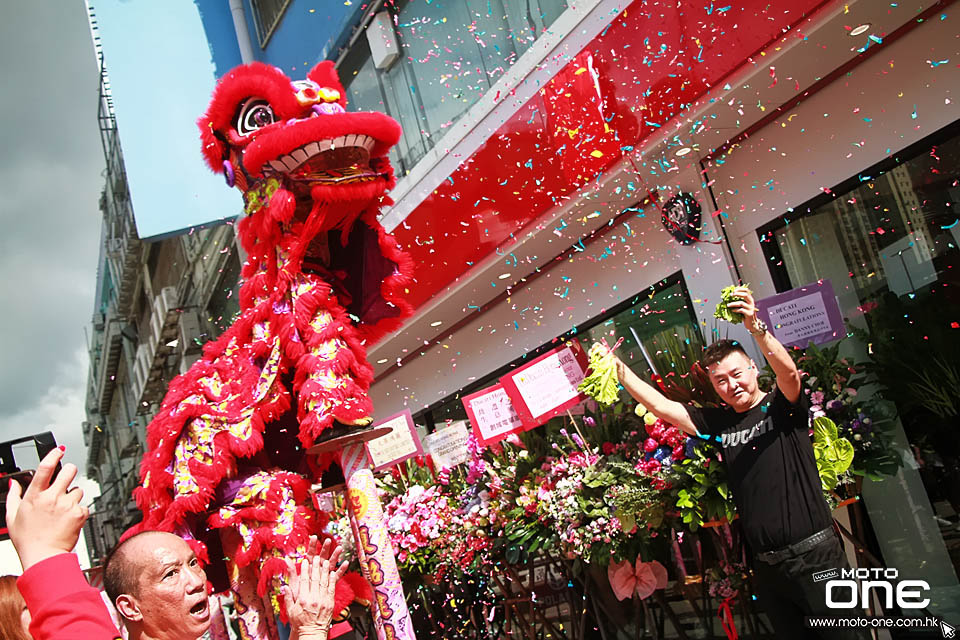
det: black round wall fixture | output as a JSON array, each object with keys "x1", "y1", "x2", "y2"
[{"x1": 660, "y1": 192, "x2": 702, "y2": 245}]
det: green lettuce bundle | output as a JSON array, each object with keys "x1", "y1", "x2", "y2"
[
  {"x1": 714, "y1": 284, "x2": 751, "y2": 324},
  {"x1": 578, "y1": 340, "x2": 621, "y2": 406}
]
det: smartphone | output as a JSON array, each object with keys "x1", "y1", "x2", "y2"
[{"x1": 0, "y1": 432, "x2": 60, "y2": 540}]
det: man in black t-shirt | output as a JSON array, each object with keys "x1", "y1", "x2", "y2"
[{"x1": 615, "y1": 287, "x2": 865, "y2": 639}]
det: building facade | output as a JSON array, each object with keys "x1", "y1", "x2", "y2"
[
  {"x1": 192, "y1": 0, "x2": 959, "y2": 624},
  {"x1": 81, "y1": 47, "x2": 243, "y2": 563}
]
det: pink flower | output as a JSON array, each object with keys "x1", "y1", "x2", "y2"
[
  {"x1": 505, "y1": 433, "x2": 525, "y2": 448},
  {"x1": 644, "y1": 438, "x2": 658, "y2": 453}
]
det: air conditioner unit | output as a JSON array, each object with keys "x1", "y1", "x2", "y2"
[
  {"x1": 367, "y1": 11, "x2": 399, "y2": 70},
  {"x1": 179, "y1": 310, "x2": 202, "y2": 354},
  {"x1": 132, "y1": 341, "x2": 154, "y2": 401},
  {"x1": 158, "y1": 286, "x2": 177, "y2": 315},
  {"x1": 149, "y1": 309, "x2": 162, "y2": 347},
  {"x1": 149, "y1": 286, "x2": 179, "y2": 345},
  {"x1": 179, "y1": 353, "x2": 201, "y2": 376}
]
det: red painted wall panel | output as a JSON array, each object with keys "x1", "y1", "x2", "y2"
[{"x1": 392, "y1": 0, "x2": 827, "y2": 311}]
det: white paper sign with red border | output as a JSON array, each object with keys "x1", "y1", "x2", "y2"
[
  {"x1": 365, "y1": 409, "x2": 423, "y2": 471},
  {"x1": 462, "y1": 383, "x2": 526, "y2": 446},
  {"x1": 499, "y1": 339, "x2": 590, "y2": 429}
]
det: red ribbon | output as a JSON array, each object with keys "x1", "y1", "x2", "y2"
[{"x1": 717, "y1": 596, "x2": 738, "y2": 640}]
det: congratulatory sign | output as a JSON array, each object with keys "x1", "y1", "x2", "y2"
[{"x1": 756, "y1": 280, "x2": 845, "y2": 348}]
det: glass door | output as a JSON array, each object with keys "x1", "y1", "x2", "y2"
[{"x1": 759, "y1": 121, "x2": 960, "y2": 621}]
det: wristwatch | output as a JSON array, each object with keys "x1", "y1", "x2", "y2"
[{"x1": 749, "y1": 318, "x2": 768, "y2": 337}]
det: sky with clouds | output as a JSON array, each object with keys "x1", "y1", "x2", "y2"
[{"x1": 0, "y1": 2, "x2": 104, "y2": 568}]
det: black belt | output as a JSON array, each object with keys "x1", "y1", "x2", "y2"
[{"x1": 756, "y1": 527, "x2": 835, "y2": 565}]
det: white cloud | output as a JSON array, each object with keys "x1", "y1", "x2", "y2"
[
  {"x1": 0, "y1": 531, "x2": 94, "y2": 575},
  {"x1": 0, "y1": 347, "x2": 98, "y2": 478},
  {"x1": 0, "y1": 1, "x2": 103, "y2": 485}
]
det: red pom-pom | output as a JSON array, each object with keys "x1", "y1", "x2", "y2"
[
  {"x1": 269, "y1": 188, "x2": 296, "y2": 224},
  {"x1": 339, "y1": 571, "x2": 373, "y2": 606}
]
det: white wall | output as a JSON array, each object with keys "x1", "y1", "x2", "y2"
[
  {"x1": 709, "y1": 13, "x2": 960, "y2": 301},
  {"x1": 370, "y1": 158, "x2": 753, "y2": 415}
]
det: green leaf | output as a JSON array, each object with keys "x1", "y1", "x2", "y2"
[
  {"x1": 578, "y1": 343, "x2": 621, "y2": 406},
  {"x1": 812, "y1": 416, "x2": 856, "y2": 489},
  {"x1": 714, "y1": 284, "x2": 750, "y2": 324},
  {"x1": 813, "y1": 416, "x2": 839, "y2": 443}
]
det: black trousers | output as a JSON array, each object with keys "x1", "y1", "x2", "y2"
[{"x1": 752, "y1": 533, "x2": 871, "y2": 640}]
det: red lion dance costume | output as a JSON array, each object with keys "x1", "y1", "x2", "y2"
[{"x1": 131, "y1": 61, "x2": 414, "y2": 636}]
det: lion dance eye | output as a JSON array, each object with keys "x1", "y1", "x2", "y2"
[{"x1": 236, "y1": 98, "x2": 276, "y2": 136}]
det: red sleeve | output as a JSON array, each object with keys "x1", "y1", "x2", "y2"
[{"x1": 17, "y1": 554, "x2": 123, "y2": 640}]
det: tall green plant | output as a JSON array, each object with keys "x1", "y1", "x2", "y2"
[
  {"x1": 812, "y1": 417, "x2": 855, "y2": 492},
  {"x1": 905, "y1": 356, "x2": 960, "y2": 419}
]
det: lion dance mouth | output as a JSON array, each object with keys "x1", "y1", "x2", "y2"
[
  {"x1": 131, "y1": 61, "x2": 413, "y2": 635},
  {"x1": 264, "y1": 135, "x2": 379, "y2": 184}
]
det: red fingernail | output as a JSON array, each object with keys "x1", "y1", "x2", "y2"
[
  {"x1": 8, "y1": 479, "x2": 13, "y2": 490},
  {"x1": 58, "y1": 445, "x2": 65, "y2": 452}
]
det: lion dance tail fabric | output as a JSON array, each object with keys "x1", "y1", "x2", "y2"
[{"x1": 130, "y1": 61, "x2": 412, "y2": 635}]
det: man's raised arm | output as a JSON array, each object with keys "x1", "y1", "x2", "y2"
[
  {"x1": 615, "y1": 357, "x2": 699, "y2": 436},
  {"x1": 726, "y1": 286, "x2": 802, "y2": 403}
]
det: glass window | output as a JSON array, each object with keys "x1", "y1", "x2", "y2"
[
  {"x1": 580, "y1": 277, "x2": 704, "y2": 392},
  {"x1": 340, "y1": 42, "x2": 407, "y2": 174},
  {"x1": 501, "y1": 0, "x2": 568, "y2": 57},
  {"x1": 395, "y1": 0, "x2": 493, "y2": 139},
  {"x1": 422, "y1": 272, "x2": 703, "y2": 426},
  {"x1": 338, "y1": 0, "x2": 568, "y2": 172},
  {"x1": 759, "y1": 121, "x2": 960, "y2": 618},
  {"x1": 380, "y1": 50, "x2": 432, "y2": 172},
  {"x1": 99, "y1": 262, "x2": 116, "y2": 316},
  {"x1": 251, "y1": 0, "x2": 291, "y2": 46}
]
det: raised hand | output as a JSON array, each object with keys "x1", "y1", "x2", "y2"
[
  {"x1": 284, "y1": 536, "x2": 348, "y2": 640},
  {"x1": 725, "y1": 286, "x2": 759, "y2": 331},
  {"x1": 6, "y1": 446, "x2": 87, "y2": 571}
]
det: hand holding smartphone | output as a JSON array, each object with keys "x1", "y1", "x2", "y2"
[
  {"x1": 4, "y1": 439, "x2": 87, "y2": 571},
  {"x1": 0, "y1": 432, "x2": 62, "y2": 540}
]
